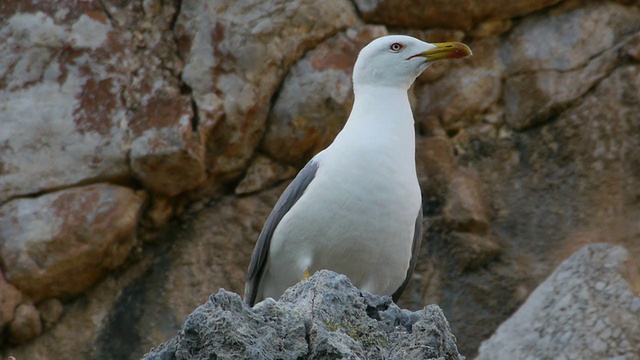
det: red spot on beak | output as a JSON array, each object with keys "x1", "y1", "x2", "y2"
[{"x1": 452, "y1": 49, "x2": 464, "y2": 58}]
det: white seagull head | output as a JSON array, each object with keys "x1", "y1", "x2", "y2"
[{"x1": 352, "y1": 35, "x2": 472, "y2": 91}]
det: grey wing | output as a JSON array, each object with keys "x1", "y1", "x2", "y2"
[
  {"x1": 244, "y1": 160, "x2": 319, "y2": 306},
  {"x1": 391, "y1": 206, "x2": 423, "y2": 303}
]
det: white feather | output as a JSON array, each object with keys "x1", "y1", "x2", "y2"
[{"x1": 256, "y1": 35, "x2": 439, "y2": 300}]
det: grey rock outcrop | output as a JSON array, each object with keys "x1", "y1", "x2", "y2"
[
  {"x1": 143, "y1": 270, "x2": 463, "y2": 360},
  {"x1": 476, "y1": 243, "x2": 640, "y2": 360}
]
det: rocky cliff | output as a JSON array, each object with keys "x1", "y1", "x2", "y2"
[{"x1": 1, "y1": 0, "x2": 640, "y2": 359}]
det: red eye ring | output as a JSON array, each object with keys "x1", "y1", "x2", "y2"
[{"x1": 389, "y1": 42, "x2": 404, "y2": 52}]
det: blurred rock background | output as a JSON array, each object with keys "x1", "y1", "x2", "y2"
[{"x1": 1, "y1": 0, "x2": 639, "y2": 358}]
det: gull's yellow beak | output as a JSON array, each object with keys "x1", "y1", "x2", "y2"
[{"x1": 410, "y1": 42, "x2": 473, "y2": 61}]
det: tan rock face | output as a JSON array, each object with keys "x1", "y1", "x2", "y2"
[
  {"x1": 352, "y1": 0, "x2": 560, "y2": 31},
  {"x1": 503, "y1": 2, "x2": 639, "y2": 73},
  {"x1": 36, "y1": 298, "x2": 64, "y2": 332},
  {"x1": 415, "y1": 37, "x2": 505, "y2": 132},
  {"x1": 0, "y1": 184, "x2": 145, "y2": 301},
  {"x1": 175, "y1": 0, "x2": 357, "y2": 189},
  {"x1": 235, "y1": 156, "x2": 298, "y2": 195},
  {"x1": 0, "y1": 10, "x2": 132, "y2": 204},
  {"x1": 502, "y1": 2, "x2": 640, "y2": 130},
  {"x1": 261, "y1": 25, "x2": 388, "y2": 165},
  {"x1": 2, "y1": 0, "x2": 640, "y2": 358},
  {"x1": 0, "y1": 271, "x2": 22, "y2": 330},
  {"x1": 416, "y1": 135, "x2": 457, "y2": 200},
  {"x1": 130, "y1": 93, "x2": 206, "y2": 197},
  {"x1": 443, "y1": 170, "x2": 489, "y2": 234},
  {"x1": 8, "y1": 304, "x2": 41, "y2": 345},
  {"x1": 446, "y1": 232, "x2": 502, "y2": 270}
]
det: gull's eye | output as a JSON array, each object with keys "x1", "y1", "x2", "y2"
[{"x1": 389, "y1": 42, "x2": 404, "y2": 53}]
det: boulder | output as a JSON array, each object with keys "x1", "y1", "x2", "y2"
[
  {"x1": 0, "y1": 10, "x2": 132, "y2": 203},
  {"x1": 476, "y1": 244, "x2": 640, "y2": 359},
  {"x1": 352, "y1": 0, "x2": 560, "y2": 31},
  {"x1": 143, "y1": 270, "x2": 463, "y2": 360},
  {"x1": 0, "y1": 184, "x2": 146, "y2": 301},
  {"x1": 175, "y1": 0, "x2": 357, "y2": 189},
  {"x1": 8, "y1": 304, "x2": 41, "y2": 345},
  {"x1": 261, "y1": 25, "x2": 387, "y2": 165}
]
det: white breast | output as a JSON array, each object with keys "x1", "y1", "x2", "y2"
[{"x1": 260, "y1": 85, "x2": 422, "y2": 300}]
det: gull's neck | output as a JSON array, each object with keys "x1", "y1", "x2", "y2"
[
  {"x1": 322, "y1": 84, "x2": 417, "y2": 168},
  {"x1": 347, "y1": 85, "x2": 414, "y2": 145}
]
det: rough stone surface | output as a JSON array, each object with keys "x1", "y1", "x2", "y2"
[
  {"x1": 0, "y1": 184, "x2": 146, "y2": 301},
  {"x1": 2, "y1": 0, "x2": 640, "y2": 358},
  {"x1": 437, "y1": 31, "x2": 640, "y2": 355},
  {"x1": 352, "y1": 0, "x2": 560, "y2": 31},
  {"x1": 0, "y1": 272, "x2": 22, "y2": 330},
  {"x1": 235, "y1": 155, "x2": 298, "y2": 195},
  {"x1": 502, "y1": 2, "x2": 640, "y2": 130},
  {"x1": 142, "y1": 271, "x2": 463, "y2": 360},
  {"x1": 0, "y1": 10, "x2": 131, "y2": 204},
  {"x1": 416, "y1": 135, "x2": 457, "y2": 202},
  {"x1": 415, "y1": 37, "x2": 504, "y2": 132},
  {"x1": 477, "y1": 244, "x2": 640, "y2": 360},
  {"x1": 0, "y1": 251, "x2": 164, "y2": 359},
  {"x1": 36, "y1": 299, "x2": 64, "y2": 332},
  {"x1": 261, "y1": 25, "x2": 387, "y2": 165},
  {"x1": 625, "y1": 31, "x2": 640, "y2": 60},
  {"x1": 442, "y1": 170, "x2": 489, "y2": 234},
  {"x1": 175, "y1": 0, "x2": 356, "y2": 189},
  {"x1": 503, "y1": 2, "x2": 640, "y2": 73},
  {"x1": 129, "y1": 93, "x2": 206, "y2": 197},
  {"x1": 446, "y1": 232, "x2": 502, "y2": 271},
  {"x1": 8, "y1": 304, "x2": 41, "y2": 345}
]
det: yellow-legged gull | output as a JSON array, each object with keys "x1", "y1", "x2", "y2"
[{"x1": 245, "y1": 35, "x2": 472, "y2": 306}]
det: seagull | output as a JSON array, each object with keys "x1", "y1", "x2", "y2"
[{"x1": 244, "y1": 35, "x2": 472, "y2": 306}]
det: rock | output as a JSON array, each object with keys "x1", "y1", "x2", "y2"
[
  {"x1": 408, "y1": 29, "x2": 466, "y2": 85},
  {"x1": 129, "y1": 93, "x2": 206, "y2": 197},
  {"x1": 37, "y1": 298, "x2": 64, "y2": 331},
  {"x1": 175, "y1": 0, "x2": 357, "y2": 189},
  {"x1": 476, "y1": 244, "x2": 640, "y2": 360},
  {"x1": 501, "y1": 2, "x2": 640, "y2": 129},
  {"x1": 8, "y1": 304, "x2": 41, "y2": 345},
  {"x1": 352, "y1": 0, "x2": 560, "y2": 31},
  {"x1": 142, "y1": 270, "x2": 463, "y2": 360},
  {"x1": 2, "y1": 0, "x2": 640, "y2": 358},
  {"x1": 551, "y1": 64, "x2": 640, "y2": 182},
  {"x1": 416, "y1": 135, "x2": 457, "y2": 214},
  {"x1": 415, "y1": 37, "x2": 504, "y2": 132},
  {"x1": 469, "y1": 18, "x2": 512, "y2": 38},
  {"x1": 261, "y1": 25, "x2": 387, "y2": 165},
  {"x1": 0, "y1": 11, "x2": 132, "y2": 204},
  {"x1": 152, "y1": 185, "x2": 285, "y2": 320},
  {"x1": 0, "y1": 271, "x2": 23, "y2": 330},
  {"x1": 235, "y1": 155, "x2": 298, "y2": 195},
  {"x1": 503, "y1": 39, "x2": 630, "y2": 131},
  {"x1": 139, "y1": 195, "x2": 174, "y2": 231},
  {"x1": 0, "y1": 250, "x2": 173, "y2": 359},
  {"x1": 503, "y1": 2, "x2": 640, "y2": 74},
  {"x1": 443, "y1": 59, "x2": 640, "y2": 357},
  {"x1": 447, "y1": 232, "x2": 502, "y2": 270},
  {"x1": 623, "y1": 31, "x2": 640, "y2": 60},
  {"x1": 443, "y1": 170, "x2": 489, "y2": 234},
  {"x1": 0, "y1": 184, "x2": 146, "y2": 301}
]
